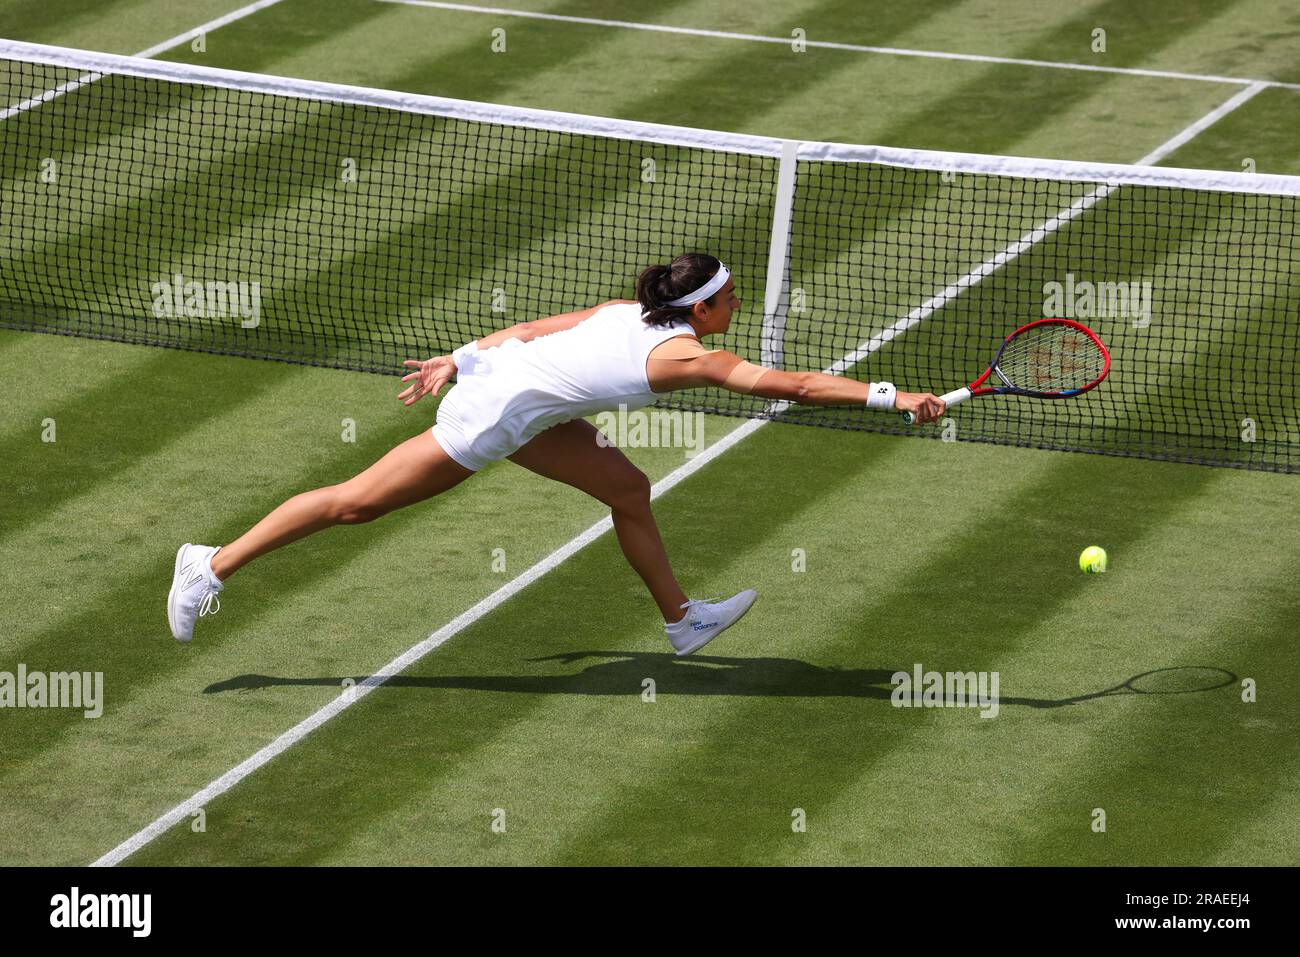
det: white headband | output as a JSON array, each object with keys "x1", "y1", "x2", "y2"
[{"x1": 664, "y1": 262, "x2": 730, "y2": 308}]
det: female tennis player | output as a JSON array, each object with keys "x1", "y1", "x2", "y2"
[{"x1": 168, "y1": 254, "x2": 945, "y2": 655}]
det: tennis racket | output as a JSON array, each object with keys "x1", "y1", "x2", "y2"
[{"x1": 902, "y1": 318, "x2": 1111, "y2": 424}]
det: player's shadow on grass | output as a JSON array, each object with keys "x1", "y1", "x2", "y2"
[{"x1": 204, "y1": 656, "x2": 1237, "y2": 707}]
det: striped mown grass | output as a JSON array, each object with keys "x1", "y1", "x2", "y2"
[{"x1": 0, "y1": 0, "x2": 1297, "y2": 865}]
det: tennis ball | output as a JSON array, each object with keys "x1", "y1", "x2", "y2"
[{"x1": 1079, "y1": 545, "x2": 1108, "y2": 574}]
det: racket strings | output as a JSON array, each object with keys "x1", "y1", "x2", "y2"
[{"x1": 995, "y1": 324, "x2": 1106, "y2": 394}]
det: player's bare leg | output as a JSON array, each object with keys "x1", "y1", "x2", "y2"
[
  {"x1": 212, "y1": 431, "x2": 474, "y2": 580},
  {"x1": 508, "y1": 420, "x2": 756, "y2": 654},
  {"x1": 507, "y1": 419, "x2": 688, "y2": 621},
  {"x1": 168, "y1": 431, "x2": 472, "y2": 642}
]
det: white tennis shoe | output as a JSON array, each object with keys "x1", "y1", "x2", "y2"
[
  {"x1": 665, "y1": 589, "x2": 758, "y2": 657},
  {"x1": 167, "y1": 543, "x2": 224, "y2": 643}
]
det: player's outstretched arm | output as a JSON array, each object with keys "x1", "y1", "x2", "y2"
[
  {"x1": 477, "y1": 299, "x2": 636, "y2": 349},
  {"x1": 399, "y1": 299, "x2": 636, "y2": 405},
  {"x1": 752, "y1": 368, "x2": 945, "y2": 422},
  {"x1": 655, "y1": 350, "x2": 945, "y2": 423}
]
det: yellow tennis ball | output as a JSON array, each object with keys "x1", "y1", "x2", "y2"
[{"x1": 1079, "y1": 545, "x2": 1108, "y2": 574}]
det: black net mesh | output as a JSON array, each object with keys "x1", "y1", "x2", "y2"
[
  {"x1": 2, "y1": 56, "x2": 1297, "y2": 471},
  {"x1": 747, "y1": 162, "x2": 1299, "y2": 471}
]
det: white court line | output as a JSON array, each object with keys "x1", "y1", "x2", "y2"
[
  {"x1": 832, "y1": 80, "x2": 1269, "y2": 371},
  {"x1": 0, "y1": 0, "x2": 288, "y2": 122},
  {"x1": 1132, "y1": 81, "x2": 1269, "y2": 166},
  {"x1": 374, "y1": 0, "x2": 1300, "y2": 92},
  {"x1": 131, "y1": 0, "x2": 291, "y2": 59},
  {"x1": 90, "y1": 46, "x2": 1269, "y2": 872}
]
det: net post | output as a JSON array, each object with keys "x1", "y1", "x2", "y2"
[{"x1": 760, "y1": 139, "x2": 800, "y2": 373}]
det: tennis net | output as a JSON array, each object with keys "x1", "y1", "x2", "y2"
[{"x1": 2, "y1": 40, "x2": 1298, "y2": 472}]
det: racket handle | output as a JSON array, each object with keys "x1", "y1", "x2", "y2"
[{"x1": 901, "y1": 387, "x2": 971, "y2": 424}]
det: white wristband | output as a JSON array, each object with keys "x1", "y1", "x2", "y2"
[
  {"x1": 866, "y1": 381, "x2": 897, "y2": 410},
  {"x1": 452, "y1": 341, "x2": 480, "y2": 375}
]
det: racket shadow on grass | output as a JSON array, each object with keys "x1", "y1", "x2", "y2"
[
  {"x1": 204, "y1": 660, "x2": 1237, "y2": 707},
  {"x1": 996, "y1": 666, "x2": 1239, "y2": 708}
]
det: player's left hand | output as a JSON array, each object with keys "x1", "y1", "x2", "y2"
[
  {"x1": 896, "y1": 391, "x2": 946, "y2": 424},
  {"x1": 398, "y1": 355, "x2": 456, "y2": 405}
]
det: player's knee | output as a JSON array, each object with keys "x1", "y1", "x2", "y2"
[
  {"x1": 607, "y1": 468, "x2": 652, "y2": 514},
  {"x1": 330, "y1": 487, "x2": 387, "y2": 524}
]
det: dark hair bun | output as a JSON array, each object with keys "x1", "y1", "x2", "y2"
[{"x1": 635, "y1": 253, "x2": 723, "y2": 326}]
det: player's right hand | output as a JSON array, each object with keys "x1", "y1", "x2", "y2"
[{"x1": 896, "y1": 391, "x2": 945, "y2": 424}]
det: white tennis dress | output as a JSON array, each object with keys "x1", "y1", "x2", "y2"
[{"x1": 431, "y1": 303, "x2": 696, "y2": 471}]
